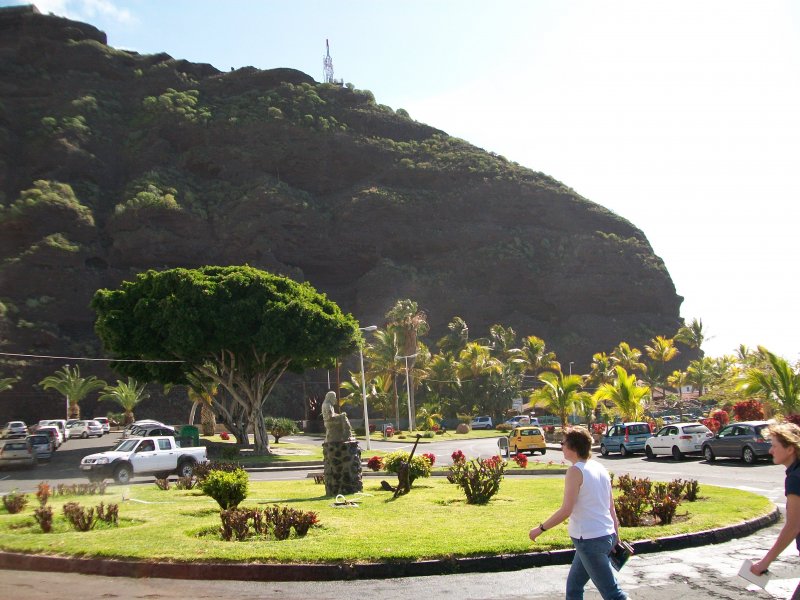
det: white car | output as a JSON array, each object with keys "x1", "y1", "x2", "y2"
[
  {"x1": 68, "y1": 420, "x2": 103, "y2": 439},
  {"x1": 93, "y1": 417, "x2": 111, "y2": 434},
  {"x1": 122, "y1": 419, "x2": 165, "y2": 438},
  {"x1": 1, "y1": 421, "x2": 28, "y2": 439},
  {"x1": 470, "y1": 416, "x2": 494, "y2": 430},
  {"x1": 645, "y1": 422, "x2": 713, "y2": 460}
]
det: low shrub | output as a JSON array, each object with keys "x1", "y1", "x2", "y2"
[
  {"x1": 33, "y1": 505, "x2": 53, "y2": 532},
  {"x1": 263, "y1": 416, "x2": 299, "y2": 443},
  {"x1": 193, "y1": 461, "x2": 240, "y2": 484},
  {"x1": 513, "y1": 452, "x2": 528, "y2": 468},
  {"x1": 734, "y1": 399, "x2": 765, "y2": 421},
  {"x1": 96, "y1": 502, "x2": 119, "y2": 525},
  {"x1": 200, "y1": 467, "x2": 249, "y2": 509},
  {"x1": 422, "y1": 452, "x2": 436, "y2": 467},
  {"x1": 36, "y1": 482, "x2": 51, "y2": 506},
  {"x1": 220, "y1": 508, "x2": 250, "y2": 541},
  {"x1": 651, "y1": 484, "x2": 680, "y2": 525},
  {"x1": 421, "y1": 431, "x2": 435, "y2": 438},
  {"x1": 366, "y1": 455, "x2": 384, "y2": 471},
  {"x1": 448, "y1": 455, "x2": 506, "y2": 505},
  {"x1": 155, "y1": 478, "x2": 170, "y2": 490},
  {"x1": 496, "y1": 423, "x2": 512, "y2": 432},
  {"x1": 63, "y1": 501, "x2": 97, "y2": 531},
  {"x1": 293, "y1": 510, "x2": 319, "y2": 537},
  {"x1": 174, "y1": 476, "x2": 196, "y2": 490},
  {"x1": 221, "y1": 446, "x2": 240, "y2": 460},
  {"x1": 220, "y1": 431, "x2": 230, "y2": 440},
  {"x1": 684, "y1": 479, "x2": 701, "y2": 502},
  {"x1": 383, "y1": 450, "x2": 433, "y2": 484},
  {"x1": 218, "y1": 505, "x2": 320, "y2": 541},
  {"x1": 53, "y1": 482, "x2": 107, "y2": 496},
  {"x1": 2, "y1": 490, "x2": 28, "y2": 514},
  {"x1": 451, "y1": 449, "x2": 466, "y2": 466}
]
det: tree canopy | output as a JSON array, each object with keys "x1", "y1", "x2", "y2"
[{"x1": 92, "y1": 265, "x2": 360, "y2": 453}]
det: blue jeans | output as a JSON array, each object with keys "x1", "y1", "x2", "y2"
[{"x1": 566, "y1": 534, "x2": 628, "y2": 600}]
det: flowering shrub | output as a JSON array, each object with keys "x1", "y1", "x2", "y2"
[
  {"x1": 422, "y1": 452, "x2": 436, "y2": 467},
  {"x1": 544, "y1": 425, "x2": 555, "y2": 434},
  {"x1": 733, "y1": 399, "x2": 765, "y2": 421},
  {"x1": 366, "y1": 455, "x2": 384, "y2": 471},
  {"x1": 513, "y1": 452, "x2": 528, "y2": 468},
  {"x1": 702, "y1": 418, "x2": 721, "y2": 433},
  {"x1": 786, "y1": 414, "x2": 800, "y2": 427},
  {"x1": 648, "y1": 421, "x2": 657, "y2": 433},
  {"x1": 709, "y1": 409, "x2": 730, "y2": 427},
  {"x1": 451, "y1": 449, "x2": 466, "y2": 465},
  {"x1": 447, "y1": 456, "x2": 506, "y2": 504},
  {"x1": 220, "y1": 431, "x2": 230, "y2": 440},
  {"x1": 591, "y1": 423, "x2": 607, "y2": 434}
]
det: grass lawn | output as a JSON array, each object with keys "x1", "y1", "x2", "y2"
[
  {"x1": 0, "y1": 478, "x2": 772, "y2": 564},
  {"x1": 369, "y1": 429, "x2": 508, "y2": 443}
]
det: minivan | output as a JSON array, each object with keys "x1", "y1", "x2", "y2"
[
  {"x1": 470, "y1": 416, "x2": 494, "y2": 430},
  {"x1": 600, "y1": 422, "x2": 653, "y2": 457}
]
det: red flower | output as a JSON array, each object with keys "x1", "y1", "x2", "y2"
[
  {"x1": 513, "y1": 452, "x2": 528, "y2": 468},
  {"x1": 366, "y1": 455, "x2": 384, "y2": 471},
  {"x1": 451, "y1": 450, "x2": 466, "y2": 465},
  {"x1": 422, "y1": 452, "x2": 436, "y2": 467}
]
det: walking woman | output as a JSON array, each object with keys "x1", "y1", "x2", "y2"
[
  {"x1": 529, "y1": 427, "x2": 628, "y2": 600},
  {"x1": 751, "y1": 422, "x2": 800, "y2": 598}
]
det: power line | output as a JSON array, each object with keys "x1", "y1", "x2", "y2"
[{"x1": 0, "y1": 352, "x2": 184, "y2": 363}]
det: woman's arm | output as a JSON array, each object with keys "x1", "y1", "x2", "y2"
[
  {"x1": 751, "y1": 494, "x2": 800, "y2": 574},
  {"x1": 609, "y1": 488, "x2": 620, "y2": 536},
  {"x1": 529, "y1": 465, "x2": 582, "y2": 541}
]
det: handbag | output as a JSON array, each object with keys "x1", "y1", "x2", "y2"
[{"x1": 609, "y1": 539, "x2": 634, "y2": 571}]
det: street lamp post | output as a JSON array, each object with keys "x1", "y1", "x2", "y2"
[
  {"x1": 396, "y1": 353, "x2": 418, "y2": 432},
  {"x1": 569, "y1": 362, "x2": 575, "y2": 425},
  {"x1": 359, "y1": 326, "x2": 378, "y2": 450}
]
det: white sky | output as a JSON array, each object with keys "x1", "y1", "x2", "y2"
[{"x1": 9, "y1": 0, "x2": 800, "y2": 360}]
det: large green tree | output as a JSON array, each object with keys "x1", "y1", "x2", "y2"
[
  {"x1": 738, "y1": 346, "x2": 800, "y2": 416},
  {"x1": 39, "y1": 365, "x2": 106, "y2": 419},
  {"x1": 99, "y1": 378, "x2": 150, "y2": 425},
  {"x1": 528, "y1": 370, "x2": 589, "y2": 428},
  {"x1": 592, "y1": 366, "x2": 650, "y2": 421},
  {"x1": 92, "y1": 265, "x2": 359, "y2": 454}
]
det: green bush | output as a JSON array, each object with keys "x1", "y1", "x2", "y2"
[
  {"x1": 200, "y1": 468, "x2": 249, "y2": 509},
  {"x1": 263, "y1": 416, "x2": 299, "y2": 443},
  {"x1": 383, "y1": 450, "x2": 433, "y2": 483}
]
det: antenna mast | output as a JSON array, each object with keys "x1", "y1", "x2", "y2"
[{"x1": 323, "y1": 39, "x2": 334, "y2": 83}]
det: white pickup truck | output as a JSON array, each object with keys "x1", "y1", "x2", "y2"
[{"x1": 80, "y1": 436, "x2": 207, "y2": 484}]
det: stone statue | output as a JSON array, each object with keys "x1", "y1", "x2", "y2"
[{"x1": 321, "y1": 391, "x2": 354, "y2": 443}]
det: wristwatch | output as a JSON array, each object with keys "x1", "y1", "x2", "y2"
[{"x1": 539, "y1": 523, "x2": 547, "y2": 531}]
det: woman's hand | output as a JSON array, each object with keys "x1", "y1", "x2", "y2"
[
  {"x1": 529, "y1": 526, "x2": 542, "y2": 542},
  {"x1": 750, "y1": 559, "x2": 770, "y2": 576}
]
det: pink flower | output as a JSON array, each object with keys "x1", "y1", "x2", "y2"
[{"x1": 451, "y1": 450, "x2": 466, "y2": 465}]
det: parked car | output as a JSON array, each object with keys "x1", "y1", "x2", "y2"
[
  {"x1": 504, "y1": 415, "x2": 540, "y2": 428},
  {"x1": 661, "y1": 415, "x2": 679, "y2": 424},
  {"x1": 128, "y1": 423, "x2": 177, "y2": 438},
  {"x1": 0, "y1": 439, "x2": 35, "y2": 469},
  {"x1": 123, "y1": 420, "x2": 165, "y2": 438},
  {"x1": 1, "y1": 421, "x2": 28, "y2": 439},
  {"x1": 93, "y1": 417, "x2": 111, "y2": 434},
  {"x1": 470, "y1": 416, "x2": 494, "y2": 430},
  {"x1": 645, "y1": 422, "x2": 713, "y2": 460},
  {"x1": 600, "y1": 422, "x2": 653, "y2": 457},
  {"x1": 80, "y1": 436, "x2": 208, "y2": 483},
  {"x1": 67, "y1": 420, "x2": 103, "y2": 439},
  {"x1": 35, "y1": 425, "x2": 62, "y2": 449},
  {"x1": 701, "y1": 421, "x2": 772, "y2": 464},
  {"x1": 508, "y1": 426, "x2": 547, "y2": 455},
  {"x1": 26, "y1": 434, "x2": 53, "y2": 461},
  {"x1": 39, "y1": 419, "x2": 68, "y2": 442}
]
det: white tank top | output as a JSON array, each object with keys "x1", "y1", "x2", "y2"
[{"x1": 568, "y1": 460, "x2": 615, "y2": 539}]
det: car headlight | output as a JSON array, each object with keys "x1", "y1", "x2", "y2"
[{"x1": 95, "y1": 457, "x2": 109, "y2": 465}]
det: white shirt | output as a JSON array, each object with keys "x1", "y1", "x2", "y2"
[{"x1": 568, "y1": 459, "x2": 615, "y2": 539}]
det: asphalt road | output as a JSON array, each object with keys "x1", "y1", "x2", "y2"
[{"x1": 1, "y1": 435, "x2": 798, "y2": 599}]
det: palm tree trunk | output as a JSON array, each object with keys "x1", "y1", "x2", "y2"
[
  {"x1": 393, "y1": 376, "x2": 400, "y2": 429},
  {"x1": 200, "y1": 402, "x2": 216, "y2": 436}
]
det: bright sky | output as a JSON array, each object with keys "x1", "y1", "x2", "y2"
[{"x1": 8, "y1": 0, "x2": 800, "y2": 361}]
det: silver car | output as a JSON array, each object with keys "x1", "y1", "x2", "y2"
[
  {"x1": 0, "y1": 440, "x2": 35, "y2": 469},
  {"x1": 26, "y1": 434, "x2": 53, "y2": 461}
]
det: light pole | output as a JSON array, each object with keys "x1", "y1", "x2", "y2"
[
  {"x1": 359, "y1": 326, "x2": 378, "y2": 450},
  {"x1": 396, "y1": 352, "x2": 418, "y2": 432},
  {"x1": 569, "y1": 362, "x2": 575, "y2": 425},
  {"x1": 569, "y1": 362, "x2": 574, "y2": 376}
]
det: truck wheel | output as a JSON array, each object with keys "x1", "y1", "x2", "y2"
[
  {"x1": 114, "y1": 464, "x2": 132, "y2": 484},
  {"x1": 177, "y1": 460, "x2": 196, "y2": 478}
]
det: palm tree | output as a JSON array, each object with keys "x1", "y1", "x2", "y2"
[
  {"x1": 488, "y1": 324, "x2": 517, "y2": 360},
  {"x1": 99, "y1": 378, "x2": 150, "y2": 424},
  {"x1": 437, "y1": 316, "x2": 469, "y2": 356},
  {"x1": 39, "y1": 365, "x2": 106, "y2": 419},
  {"x1": 592, "y1": 366, "x2": 650, "y2": 421},
  {"x1": 518, "y1": 335, "x2": 560, "y2": 376},
  {"x1": 527, "y1": 370, "x2": 589, "y2": 428},
  {"x1": 183, "y1": 371, "x2": 218, "y2": 436},
  {"x1": 644, "y1": 336, "x2": 679, "y2": 404},
  {"x1": 675, "y1": 317, "x2": 705, "y2": 353},
  {"x1": 667, "y1": 370, "x2": 688, "y2": 420},
  {"x1": 386, "y1": 299, "x2": 429, "y2": 423},
  {"x1": 0, "y1": 377, "x2": 17, "y2": 394},
  {"x1": 584, "y1": 352, "x2": 615, "y2": 391},
  {"x1": 457, "y1": 342, "x2": 503, "y2": 416},
  {"x1": 610, "y1": 342, "x2": 646, "y2": 374},
  {"x1": 364, "y1": 329, "x2": 403, "y2": 427},
  {"x1": 738, "y1": 347, "x2": 800, "y2": 416},
  {"x1": 686, "y1": 356, "x2": 714, "y2": 397},
  {"x1": 416, "y1": 402, "x2": 443, "y2": 431}
]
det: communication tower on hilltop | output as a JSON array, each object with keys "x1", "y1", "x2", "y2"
[{"x1": 323, "y1": 39, "x2": 335, "y2": 84}]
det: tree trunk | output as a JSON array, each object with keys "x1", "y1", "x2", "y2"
[
  {"x1": 69, "y1": 402, "x2": 80, "y2": 420},
  {"x1": 393, "y1": 376, "x2": 400, "y2": 428},
  {"x1": 200, "y1": 402, "x2": 216, "y2": 436},
  {"x1": 252, "y1": 414, "x2": 271, "y2": 455}
]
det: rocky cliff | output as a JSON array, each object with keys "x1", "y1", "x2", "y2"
[{"x1": 0, "y1": 6, "x2": 683, "y2": 423}]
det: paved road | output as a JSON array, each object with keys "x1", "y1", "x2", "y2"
[{"x1": 1, "y1": 435, "x2": 798, "y2": 598}]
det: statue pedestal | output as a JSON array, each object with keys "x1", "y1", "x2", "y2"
[{"x1": 323, "y1": 440, "x2": 362, "y2": 497}]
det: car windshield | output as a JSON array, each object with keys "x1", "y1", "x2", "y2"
[
  {"x1": 113, "y1": 439, "x2": 139, "y2": 452},
  {"x1": 29, "y1": 436, "x2": 48, "y2": 443},
  {"x1": 4, "y1": 442, "x2": 27, "y2": 450},
  {"x1": 627, "y1": 424, "x2": 650, "y2": 435},
  {"x1": 682, "y1": 425, "x2": 710, "y2": 434}
]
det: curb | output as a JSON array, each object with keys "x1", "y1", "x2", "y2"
[{"x1": 0, "y1": 508, "x2": 780, "y2": 581}]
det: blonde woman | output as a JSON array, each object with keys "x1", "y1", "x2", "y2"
[
  {"x1": 530, "y1": 427, "x2": 628, "y2": 600},
  {"x1": 751, "y1": 421, "x2": 800, "y2": 599}
]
